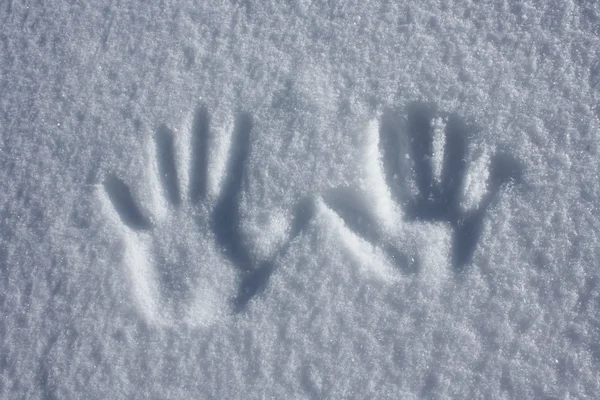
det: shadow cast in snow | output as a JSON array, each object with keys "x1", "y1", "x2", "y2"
[
  {"x1": 156, "y1": 124, "x2": 182, "y2": 207},
  {"x1": 232, "y1": 197, "x2": 316, "y2": 312},
  {"x1": 103, "y1": 174, "x2": 151, "y2": 231},
  {"x1": 188, "y1": 106, "x2": 210, "y2": 204}
]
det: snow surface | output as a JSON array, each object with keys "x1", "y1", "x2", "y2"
[{"x1": 2, "y1": 0, "x2": 600, "y2": 398}]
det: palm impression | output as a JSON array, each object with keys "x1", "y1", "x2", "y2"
[
  {"x1": 102, "y1": 108, "x2": 307, "y2": 327},
  {"x1": 324, "y1": 102, "x2": 522, "y2": 277}
]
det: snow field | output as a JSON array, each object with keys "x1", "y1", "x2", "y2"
[{"x1": 1, "y1": 0, "x2": 600, "y2": 398}]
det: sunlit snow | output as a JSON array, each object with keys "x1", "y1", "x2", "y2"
[{"x1": 2, "y1": 1, "x2": 600, "y2": 398}]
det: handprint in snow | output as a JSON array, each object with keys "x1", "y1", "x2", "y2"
[
  {"x1": 324, "y1": 102, "x2": 522, "y2": 276},
  {"x1": 103, "y1": 107, "x2": 309, "y2": 327}
]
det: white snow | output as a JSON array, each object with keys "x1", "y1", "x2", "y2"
[{"x1": 2, "y1": 0, "x2": 600, "y2": 398}]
